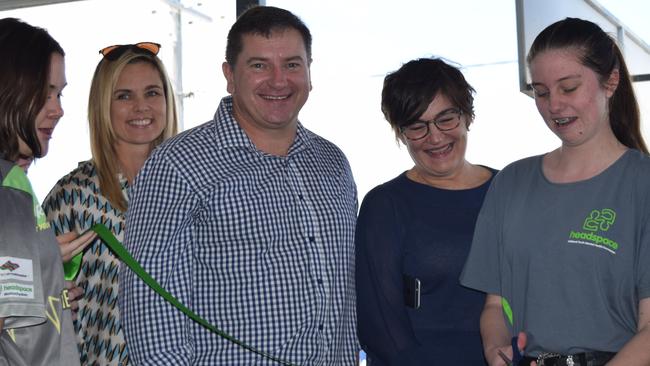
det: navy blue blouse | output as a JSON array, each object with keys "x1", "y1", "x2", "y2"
[{"x1": 356, "y1": 170, "x2": 495, "y2": 365}]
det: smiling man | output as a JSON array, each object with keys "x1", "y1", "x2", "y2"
[{"x1": 120, "y1": 6, "x2": 359, "y2": 365}]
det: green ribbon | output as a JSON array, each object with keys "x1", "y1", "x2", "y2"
[
  {"x1": 501, "y1": 296, "x2": 514, "y2": 326},
  {"x1": 64, "y1": 252, "x2": 82, "y2": 281},
  {"x1": 88, "y1": 223, "x2": 297, "y2": 366}
]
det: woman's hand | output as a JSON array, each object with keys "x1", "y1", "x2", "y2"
[
  {"x1": 65, "y1": 280, "x2": 83, "y2": 321},
  {"x1": 486, "y1": 344, "x2": 515, "y2": 366},
  {"x1": 56, "y1": 230, "x2": 97, "y2": 263},
  {"x1": 487, "y1": 332, "x2": 536, "y2": 366}
]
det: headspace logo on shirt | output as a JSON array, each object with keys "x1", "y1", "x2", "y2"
[
  {"x1": 567, "y1": 208, "x2": 620, "y2": 254},
  {"x1": 0, "y1": 282, "x2": 34, "y2": 299},
  {"x1": 0, "y1": 257, "x2": 34, "y2": 281}
]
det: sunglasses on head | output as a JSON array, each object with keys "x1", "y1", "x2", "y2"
[{"x1": 99, "y1": 42, "x2": 161, "y2": 61}]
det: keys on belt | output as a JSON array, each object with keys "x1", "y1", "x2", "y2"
[{"x1": 519, "y1": 351, "x2": 615, "y2": 366}]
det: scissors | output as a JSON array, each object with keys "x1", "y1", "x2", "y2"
[
  {"x1": 498, "y1": 349, "x2": 513, "y2": 366},
  {"x1": 498, "y1": 336, "x2": 524, "y2": 366}
]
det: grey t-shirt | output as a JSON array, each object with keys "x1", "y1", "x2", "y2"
[
  {"x1": 461, "y1": 150, "x2": 650, "y2": 356},
  {"x1": 0, "y1": 159, "x2": 79, "y2": 366}
]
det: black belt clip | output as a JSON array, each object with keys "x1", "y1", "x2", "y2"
[
  {"x1": 536, "y1": 353, "x2": 577, "y2": 366},
  {"x1": 521, "y1": 351, "x2": 615, "y2": 366}
]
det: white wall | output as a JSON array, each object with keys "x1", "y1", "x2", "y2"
[{"x1": 2, "y1": 0, "x2": 649, "y2": 203}]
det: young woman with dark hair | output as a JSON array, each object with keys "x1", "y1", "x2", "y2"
[
  {"x1": 462, "y1": 17, "x2": 650, "y2": 366},
  {"x1": 0, "y1": 17, "x2": 95, "y2": 365}
]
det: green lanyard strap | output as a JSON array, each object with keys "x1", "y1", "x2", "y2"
[{"x1": 90, "y1": 223, "x2": 297, "y2": 366}]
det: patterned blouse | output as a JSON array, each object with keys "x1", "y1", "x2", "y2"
[{"x1": 43, "y1": 160, "x2": 129, "y2": 366}]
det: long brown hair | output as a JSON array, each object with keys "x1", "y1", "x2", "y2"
[{"x1": 0, "y1": 18, "x2": 64, "y2": 161}]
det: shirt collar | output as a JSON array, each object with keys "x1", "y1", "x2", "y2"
[{"x1": 212, "y1": 96, "x2": 313, "y2": 156}]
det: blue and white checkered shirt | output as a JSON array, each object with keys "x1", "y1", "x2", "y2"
[{"x1": 120, "y1": 96, "x2": 359, "y2": 365}]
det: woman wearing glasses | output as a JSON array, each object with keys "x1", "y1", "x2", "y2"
[
  {"x1": 461, "y1": 18, "x2": 650, "y2": 366},
  {"x1": 42, "y1": 42, "x2": 178, "y2": 365},
  {"x1": 356, "y1": 57, "x2": 495, "y2": 365}
]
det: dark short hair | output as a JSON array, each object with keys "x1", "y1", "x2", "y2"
[
  {"x1": 225, "y1": 6, "x2": 312, "y2": 66},
  {"x1": 527, "y1": 17, "x2": 647, "y2": 153},
  {"x1": 0, "y1": 17, "x2": 64, "y2": 161},
  {"x1": 381, "y1": 58, "x2": 475, "y2": 139}
]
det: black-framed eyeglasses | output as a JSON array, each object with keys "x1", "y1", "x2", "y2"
[
  {"x1": 400, "y1": 108, "x2": 463, "y2": 141},
  {"x1": 99, "y1": 42, "x2": 161, "y2": 61}
]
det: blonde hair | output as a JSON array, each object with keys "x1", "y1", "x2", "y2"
[{"x1": 88, "y1": 48, "x2": 179, "y2": 212}]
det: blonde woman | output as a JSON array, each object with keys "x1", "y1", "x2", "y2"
[{"x1": 43, "y1": 43, "x2": 178, "y2": 365}]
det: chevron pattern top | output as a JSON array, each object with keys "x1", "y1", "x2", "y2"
[{"x1": 43, "y1": 160, "x2": 129, "y2": 366}]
